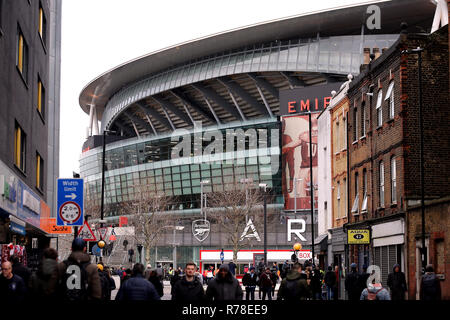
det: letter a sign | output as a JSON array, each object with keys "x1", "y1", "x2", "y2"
[
  {"x1": 77, "y1": 220, "x2": 96, "y2": 241},
  {"x1": 240, "y1": 219, "x2": 261, "y2": 242}
]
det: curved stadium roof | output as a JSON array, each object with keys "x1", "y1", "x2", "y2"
[{"x1": 79, "y1": 0, "x2": 434, "y2": 137}]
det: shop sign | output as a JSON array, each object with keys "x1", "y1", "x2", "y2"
[
  {"x1": 10, "y1": 222, "x2": 26, "y2": 236},
  {"x1": 347, "y1": 229, "x2": 371, "y2": 244},
  {"x1": 0, "y1": 175, "x2": 17, "y2": 203}
]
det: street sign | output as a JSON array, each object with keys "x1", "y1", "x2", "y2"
[
  {"x1": 347, "y1": 229, "x2": 370, "y2": 244},
  {"x1": 77, "y1": 220, "x2": 97, "y2": 241},
  {"x1": 97, "y1": 227, "x2": 107, "y2": 240},
  {"x1": 57, "y1": 178, "x2": 84, "y2": 226},
  {"x1": 220, "y1": 251, "x2": 224, "y2": 263}
]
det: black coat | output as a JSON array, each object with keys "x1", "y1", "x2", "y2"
[
  {"x1": 0, "y1": 274, "x2": 27, "y2": 302},
  {"x1": 242, "y1": 273, "x2": 258, "y2": 287},
  {"x1": 345, "y1": 271, "x2": 360, "y2": 300},
  {"x1": 12, "y1": 263, "x2": 31, "y2": 288},
  {"x1": 311, "y1": 270, "x2": 323, "y2": 293},
  {"x1": 206, "y1": 272, "x2": 243, "y2": 301},
  {"x1": 115, "y1": 274, "x2": 160, "y2": 301},
  {"x1": 324, "y1": 271, "x2": 336, "y2": 287},
  {"x1": 387, "y1": 267, "x2": 407, "y2": 301},
  {"x1": 172, "y1": 276, "x2": 205, "y2": 302},
  {"x1": 149, "y1": 275, "x2": 164, "y2": 297}
]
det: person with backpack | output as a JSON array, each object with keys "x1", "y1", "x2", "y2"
[
  {"x1": 420, "y1": 264, "x2": 441, "y2": 300},
  {"x1": 242, "y1": 266, "x2": 257, "y2": 300},
  {"x1": 345, "y1": 263, "x2": 360, "y2": 301},
  {"x1": 58, "y1": 238, "x2": 102, "y2": 301},
  {"x1": 97, "y1": 263, "x2": 111, "y2": 301},
  {"x1": 172, "y1": 262, "x2": 205, "y2": 302},
  {"x1": 30, "y1": 248, "x2": 60, "y2": 300},
  {"x1": 115, "y1": 263, "x2": 160, "y2": 301},
  {"x1": 324, "y1": 266, "x2": 336, "y2": 300},
  {"x1": 360, "y1": 280, "x2": 391, "y2": 300},
  {"x1": 277, "y1": 262, "x2": 310, "y2": 301},
  {"x1": 205, "y1": 264, "x2": 243, "y2": 301},
  {"x1": 387, "y1": 264, "x2": 407, "y2": 301}
]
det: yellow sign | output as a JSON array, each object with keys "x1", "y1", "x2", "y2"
[{"x1": 347, "y1": 229, "x2": 370, "y2": 244}]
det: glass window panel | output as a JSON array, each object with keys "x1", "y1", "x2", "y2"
[
  {"x1": 182, "y1": 180, "x2": 191, "y2": 187},
  {"x1": 173, "y1": 181, "x2": 181, "y2": 188},
  {"x1": 201, "y1": 163, "x2": 210, "y2": 170},
  {"x1": 191, "y1": 179, "x2": 200, "y2": 187},
  {"x1": 183, "y1": 187, "x2": 192, "y2": 195},
  {"x1": 164, "y1": 174, "x2": 172, "y2": 181},
  {"x1": 192, "y1": 187, "x2": 201, "y2": 194},
  {"x1": 163, "y1": 167, "x2": 171, "y2": 175},
  {"x1": 181, "y1": 165, "x2": 190, "y2": 172},
  {"x1": 212, "y1": 177, "x2": 222, "y2": 184},
  {"x1": 201, "y1": 171, "x2": 211, "y2": 178},
  {"x1": 172, "y1": 166, "x2": 180, "y2": 173},
  {"x1": 174, "y1": 189, "x2": 182, "y2": 196},
  {"x1": 172, "y1": 174, "x2": 181, "y2": 181},
  {"x1": 164, "y1": 182, "x2": 172, "y2": 189},
  {"x1": 156, "y1": 183, "x2": 164, "y2": 191},
  {"x1": 224, "y1": 176, "x2": 233, "y2": 183},
  {"x1": 190, "y1": 164, "x2": 199, "y2": 171},
  {"x1": 212, "y1": 169, "x2": 222, "y2": 177},
  {"x1": 155, "y1": 176, "x2": 163, "y2": 183},
  {"x1": 155, "y1": 169, "x2": 162, "y2": 176},
  {"x1": 223, "y1": 168, "x2": 233, "y2": 175},
  {"x1": 191, "y1": 171, "x2": 200, "y2": 179}
]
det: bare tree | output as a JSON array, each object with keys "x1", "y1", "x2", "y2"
[
  {"x1": 121, "y1": 183, "x2": 176, "y2": 266},
  {"x1": 206, "y1": 182, "x2": 268, "y2": 263}
]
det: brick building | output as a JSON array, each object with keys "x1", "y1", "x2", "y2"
[{"x1": 345, "y1": 25, "x2": 449, "y2": 299}]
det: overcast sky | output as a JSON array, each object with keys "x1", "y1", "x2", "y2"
[{"x1": 60, "y1": 0, "x2": 371, "y2": 178}]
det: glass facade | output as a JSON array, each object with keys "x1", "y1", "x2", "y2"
[
  {"x1": 101, "y1": 34, "x2": 399, "y2": 131},
  {"x1": 81, "y1": 121, "x2": 282, "y2": 217}
]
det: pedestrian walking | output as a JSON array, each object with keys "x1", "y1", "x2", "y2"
[
  {"x1": 345, "y1": 263, "x2": 360, "y2": 301},
  {"x1": 360, "y1": 280, "x2": 391, "y2": 300},
  {"x1": 281, "y1": 260, "x2": 290, "y2": 279},
  {"x1": 420, "y1": 264, "x2": 441, "y2": 301},
  {"x1": 58, "y1": 238, "x2": 102, "y2": 301},
  {"x1": 104, "y1": 267, "x2": 116, "y2": 300},
  {"x1": 242, "y1": 266, "x2": 257, "y2": 300},
  {"x1": 357, "y1": 264, "x2": 370, "y2": 299},
  {"x1": 10, "y1": 255, "x2": 31, "y2": 290},
  {"x1": 324, "y1": 266, "x2": 336, "y2": 300},
  {"x1": 195, "y1": 267, "x2": 203, "y2": 284},
  {"x1": 206, "y1": 266, "x2": 214, "y2": 285},
  {"x1": 156, "y1": 264, "x2": 164, "y2": 281},
  {"x1": 228, "y1": 260, "x2": 237, "y2": 276},
  {"x1": 170, "y1": 269, "x2": 181, "y2": 296},
  {"x1": 311, "y1": 265, "x2": 323, "y2": 300},
  {"x1": 0, "y1": 261, "x2": 27, "y2": 302},
  {"x1": 97, "y1": 263, "x2": 112, "y2": 301},
  {"x1": 205, "y1": 264, "x2": 243, "y2": 301},
  {"x1": 387, "y1": 264, "x2": 407, "y2": 301},
  {"x1": 277, "y1": 263, "x2": 310, "y2": 301},
  {"x1": 128, "y1": 248, "x2": 134, "y2": 263},
  {"x1": 115, "y1": 263, "x2": 160, "y2": 301},
  {"x1": 259, "y1": 267, "x2": 274, "y2": 300},
  {"x1": 30, "y1": 248, "x2": 59, "y2": 301},
  {"x1": 148, "y1": 270, "x2": 164, "y2": 298},
  {"x1": 172, "y1": 262, "x2": 205, "y2": 302},
  {"x1": 334, "y1": 265, "x2": 340, "y2": 300}
]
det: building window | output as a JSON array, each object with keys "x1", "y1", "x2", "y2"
[
  {"x1": 336, "y1": 122, "x2": 340, "y2": 151},
  {"x1": 38, "y1": 4, "x2": 47, "y2": 46},
  {"x1": 344, "y1": 113, "x2": 347, "y2": 149},
  {"x1": 361, "y1": 169, "x2": 368, "y2": 213},
  {"x1": 379, "y1": 161, "x2": 385, "y2": 207},
  {"x1": 343, "y1": 178, "x2": 347, "y2": 217},
  {"x1": 337, "y1": 181, "x2": 341, "y2": 218},
  {"x1": 361, "y1": 101, "x2": 366, "y2": 137},
  {"x1": 385, "y1": 81, "x2": 395, "y2": 120},
  {"x1": 351, "y1": 172, "x2": 359, "y2": 214},
  {"x1": 353, "y1": 105, "x2": 358, "y2": 141},
  {"x1": 36, "y1": 152, "x2": 44, "y2": 191},
  {"x1": 376, "y1": 89, "x2": 383, "y2": 127},
  {"x1": 14, "y1": 122, "x2": 26, "y2": 172},
  {"x1": 37, "y1": 77, "x2": 45, "y2": 117},
  {"x1": 16, "y1": 26, "x2": 29, "y2": 81},
  {"x1": 391, "y1": 157, "x2": 397, "y2": 204}
]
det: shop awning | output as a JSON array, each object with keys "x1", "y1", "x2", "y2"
[{"x1": 314, "y1": 234, "x2": 328, "y2": 252}]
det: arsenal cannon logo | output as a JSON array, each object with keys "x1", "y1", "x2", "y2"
[{"x1": 192, "y1": 219, "x2": 210, "y2": 242}]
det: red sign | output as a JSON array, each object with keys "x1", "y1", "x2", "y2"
[
  {"x1": 77, "y1": 220, "x2": 96, "y2": 241},
  {"x1": 119, "y1": 216, "x2": 128, "y2": 227}
]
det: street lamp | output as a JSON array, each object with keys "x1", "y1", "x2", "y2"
[
  {"x1": 259, "y1": 183, "x2": 267, "y2": 266},
  {"x1": 200, "y1": 180, "x2": 210, "y2": 220},
  {"x1": 402, "y1": 46, "x2": 426, "y2": 273},
  {"x1": 165, "y1": 225, "x2": 185, "y2": 269}
]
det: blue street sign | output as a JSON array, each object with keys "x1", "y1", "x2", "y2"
[
  {"x1": 57, "y1": 178, "x2": 84, "y2": 226},
  {"x1": 220, "y1": 251, "x2": 224, "y2": 262}
]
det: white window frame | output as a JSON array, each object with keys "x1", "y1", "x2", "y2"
[
  {"x1": 391, "y1": 157, "x2": 397, "y2": 204},
  {"x1": 376, "y1": 89, "x2": 383, "y2": 127},
  {"x1": 385, "y1": 81, "x2": 395, "y2": 120},
  {"x1": 379, "y1": 161, "x2": 385, "y2": 207}
]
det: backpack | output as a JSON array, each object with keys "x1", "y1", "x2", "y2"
[
  {"x1": 61, "y1": 260, "x2": 90, "y2": 301},
  {"x1": 367, "y1": 288, "x2": 383, "y2": 300}
]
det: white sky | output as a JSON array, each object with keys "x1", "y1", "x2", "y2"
[{"x1": 60, "y1": 0, "x2": 369, "y2": 178}]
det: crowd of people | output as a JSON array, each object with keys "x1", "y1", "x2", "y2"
[{"x1": 0, "y1": 238, "x2": 443, "y2": 302}]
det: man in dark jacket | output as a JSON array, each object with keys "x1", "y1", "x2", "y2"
[
  {"x1": 345, "y1": 263, "x2": 360, "y2": 301},
  {"x1": 0, "y1": 261, "x2": 27, "y2": 302},
  {"x1": 30, "y1": 248, "x2": 59, "y2": 300},
  {"x1": 311, "y1": 265, "x2": 323, "y2": 300},
  {"x1": 206, "y1": 264, "x2": 243, "y2": 301},
  {"x1": 420, "y1": 264, "x2": 441, "y2": 301},
  {"x1": 10, "y1": 255, "x2": 31, "y2": 289},
  {"x1": 170, "y1": 269, "x2": 181, "y2": 296},
  {"x1": 172, "y1": 262, "x2": 204, "y2": 301},
  {"x1": 277, "y1": 263, "x2": 310, "y2": 300},
  {"x1": 115, "y1": 263, "x2": 160, "y2": 301},
  {"x1": 259, "y1": 267, "x2": 274, "y2": 300},
  {"x1": 97, "y1": 264, "x2": 111, "y2": 301},
  {"x1": 242, "y1": 267, "x2": 257, "y2": 300},
  {"x1": 57, "y1": 238, "x2": 102, "y2": 301},
  {"x1": 281, "y1": 260, "x2": 290, "y2": 279},
  {"x1": 387, "y1": 264, "x2": 407, "y2": 300},
  {"x1": 324, "y1": 266, "x2": 336, "y2": 300}
]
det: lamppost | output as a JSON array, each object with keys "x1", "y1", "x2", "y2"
[
  {"x1": 402, "y1": 47, "x2": 426, "y2": 273},
  {"x1": 200, "y1": 180, "x2": 210, "y2": 221},
  {"x1": 168, "y1": 225, "x2": 185, "y2": 269},
  {"x1": 259, "y1": 183, "x2": 268, "y2": 266},
  {"x1": 72, "y1": 172, "x2": 80, "y2": 240}
]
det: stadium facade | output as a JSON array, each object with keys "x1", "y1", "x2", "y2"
[{"x1": 78, "y1": 0, "x2": 435, "y2": 271}]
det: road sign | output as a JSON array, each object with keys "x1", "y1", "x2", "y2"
[
  {"x1": 57, "y1": 178, "x2": 84, "y2": 226},
  {"x1": 97, "y1": 227, "x2": 107, "y2": 240},
  {"x1": 77, "y1": 220, "x2": 97, "y2": 241}
]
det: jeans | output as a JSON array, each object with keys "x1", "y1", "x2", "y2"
[
  {"x1": 327, "y1": 286, "x2": 334, "y2": 300},
  {"x1": 262, "y1": 287, "x2": 273, "y2": 300},
  {"x1": 245, "y1": 287, "x2": 256, "y2": 300}
]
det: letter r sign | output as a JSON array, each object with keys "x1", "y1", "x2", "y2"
[{"x1": 287, "y1": 219, "x2": 307, "y2": 242}]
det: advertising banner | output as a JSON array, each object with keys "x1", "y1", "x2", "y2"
[
  {"x1": 347, "y1": 229, "x2": 371, "y2": 244},
  {"x1": 282, "y1": 114, "x2": 318, "y2": 210}
]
